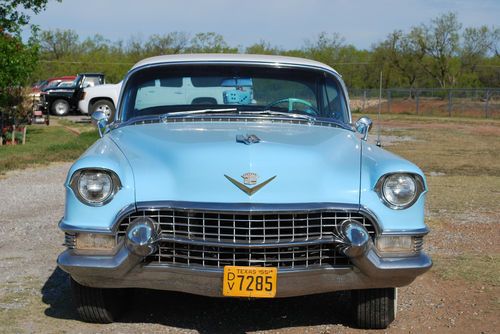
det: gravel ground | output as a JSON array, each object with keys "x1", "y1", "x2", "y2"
[{"x1": 0, "y1": 163, "x2": 498, "y2": 333}]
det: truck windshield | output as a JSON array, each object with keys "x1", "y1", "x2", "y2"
[{"x1": 121, "y1": 64, "x2": 349, "y2": 123}]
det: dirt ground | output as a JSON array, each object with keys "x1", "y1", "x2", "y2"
[{"x1": 0, "y1": 116, "x2": 499, "y2": 333}]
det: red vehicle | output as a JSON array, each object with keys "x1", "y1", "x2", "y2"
[
  {"x1": 30, "y1": 76, "x2": 77, "y2": 125},
  {"x1": 31, "y1": 76, "x2": 77, "y2": 95}
]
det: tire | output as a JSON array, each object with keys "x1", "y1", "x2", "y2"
[
  {"x1": 51, "y1": 99, "x2": 70, "y2": 116},
  {"x1": 351, "y1": 287, "x2": 396, "y2": 329},
  {"x1": 91, "y1": 99, "x2": 115, "y2": 121},
  {"x1": 70, "y1": 277, "x2": 126, "y2": 323}
]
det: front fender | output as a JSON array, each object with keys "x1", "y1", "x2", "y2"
[
  {"x1": 360, "y1": 142, "x2": 428, "y2": 233},
  {"x1": 60, "y1": 135, "x2": 135, "y2": 233}
]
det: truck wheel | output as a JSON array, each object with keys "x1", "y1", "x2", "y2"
[
  {"x1": 52, "y1": 99, "x2": 70, "y2": 116},
  {"x1": 351, "y1": 287, "x2": 396, "y2": 329},
  {"x1": 91, "y1": 100, "x2": 115, "y2": 121},
  {"x1": 70, "y1": 277, "x2": 126, "y2": 323}
]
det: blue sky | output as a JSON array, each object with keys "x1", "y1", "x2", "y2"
[{"x1": 23, "y1": 0, "x2": 499, "y2": 50}]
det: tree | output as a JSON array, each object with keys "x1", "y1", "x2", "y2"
[
  {"x1": 373, "y1": 30, "x2": 424, "y2": 89},
  {"x1": 0, "y1": 0, "x2": 54, "y2": 34},
  {"x1": 303, "y1": 32, "x2": 346, "y2": 65},
  {"x1": 144, "y1": 32, "x2": 189, "y2": 55},
  {"x1": 187, "y1": 32, "x2": 237, "y2": 53},
  {"x1": 410, "y1": 12, "x2": 462, "y2": 88},
  {"x1": 1, "y1": 0, "x2": 57, "y2": 115},
  {"x1": 39, "y1": 29, "x2": 79, "y2": 59},
  {"x1": 246, "y1": 40, "x2": 282, "y2": 55}
]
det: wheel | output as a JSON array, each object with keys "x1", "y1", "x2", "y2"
[
  {"x1": 51, "y1": 99, "x2": 70, "y2": 116},
  {"x1": 351, "y1": 287, "x2": 396, "y2": 329},
  {"x1": 70, "y1": 277, "x2": 126, "y2": 323},
  {"x1": 91, "y1": 99, "x2": 115, "y2": 121}
]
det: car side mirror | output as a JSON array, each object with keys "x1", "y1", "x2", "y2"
[
  {"x1": 355, "y1": 116, "x2": 373, "y2": 141},
  {"x1": 91, "y1": 111, "x2": 108, "y2": 137}
]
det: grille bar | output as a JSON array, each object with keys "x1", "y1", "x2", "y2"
[{"x1": 64, "y1": 233, "x2": 76, "y2": 249}]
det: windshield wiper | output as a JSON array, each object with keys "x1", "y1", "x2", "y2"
[
  {"x1": 160, "y1": 107, "x2": 317, "y2": 123},
  {"x1": 239, "y1": 110, "x2": 316, "y2": 122},
  {"x1": 160, "y1": 108, "x2": 238, "y2": 120}
]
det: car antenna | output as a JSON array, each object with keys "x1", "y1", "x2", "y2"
[{"x1": 376, "y1": 70, "x2": 382, "y2": 147}]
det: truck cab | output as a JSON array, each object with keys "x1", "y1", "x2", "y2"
[{"x1": 40, "y1": 73, "x2": 105, "y2": 116}]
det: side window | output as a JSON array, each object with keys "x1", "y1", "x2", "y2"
[
  {"x1": 82, "y1": 76, "x2": 102, "y2": 88},
  {"x1": 322, "y1": 77, "x2": 348, "y2": 122}
]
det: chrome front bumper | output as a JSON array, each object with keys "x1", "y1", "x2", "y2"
[{"x1": 58, "y1": 242, "x2": 432, "y2": 297}]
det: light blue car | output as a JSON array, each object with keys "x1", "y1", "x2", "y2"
[{"x1": 58, "y1": 54, "x2": 431, "y2": 329}]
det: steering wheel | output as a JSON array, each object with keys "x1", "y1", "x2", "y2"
[{"x1": 265, "y1": 98, "x2": 318, "y2": 115}]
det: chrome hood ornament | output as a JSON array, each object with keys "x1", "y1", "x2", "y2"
[
  {"x1": 236, "y1": 134, "x2": 261, "y2": 145},
  {"x1": 224, "y1": 173, "x2": 276, "y2": 196}
]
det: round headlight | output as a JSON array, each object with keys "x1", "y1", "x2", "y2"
[
  {"x1": 70, "y1": 169, "x2": 121, "y2": 205},
  {"x1": 381, "y1": 174, "x2": 418, "y2": 208}
]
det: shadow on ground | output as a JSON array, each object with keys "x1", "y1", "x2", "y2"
[{"x1": 42, "y1": 267, "x2": 354, "y2": 333}]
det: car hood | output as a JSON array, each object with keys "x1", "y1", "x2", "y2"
[{"x1": 109, "y1": 121, "x2": 361, "y2": 204}]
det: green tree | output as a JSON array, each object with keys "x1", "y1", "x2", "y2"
[
  {"x1": 246, "y1": 40, "x2": 282, "y2": 55},
  {"x1": 373, "y1": 30, "x2": 425, "y2": 89},
  {"x1": 39, "y1": 29, "x2": 79, "y2": 59},
  {"x1": 303, "y1": 32, "x2": 345, "y2": 65},
  {"x1": 1, "y1": 0, "x2": 58, "y2": 116},
  {"x1": 188, "y1": 32, "x2": 237, "y2": 53},
  {"x1": 144, "y1": 32, "x2": 189, "y2": 56},
  {"x1": 0, "y1": 0, "x2": 53, "y2": 34},
  {"x1": 410, "y1": 12, "x2": 462, "y2": 88}
]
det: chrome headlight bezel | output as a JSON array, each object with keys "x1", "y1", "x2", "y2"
[
  {"x1": 375, "y1": 173, "x2": 425, "y2": 210},
  {"x1": 69, "y1": 168, "x2": 122, "y2": 206}
]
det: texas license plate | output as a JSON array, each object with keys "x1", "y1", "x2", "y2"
[{"x1": 223, "y1": 266, "x2": 277, "y2": 298}]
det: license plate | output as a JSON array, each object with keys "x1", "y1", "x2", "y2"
[{"x1": 223, "y1": 266, "x2": 277, "y2": 298}]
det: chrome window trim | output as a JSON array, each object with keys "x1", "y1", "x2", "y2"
[{"x1": 114, "y1": 60, "x2": 352, "y2": 125}]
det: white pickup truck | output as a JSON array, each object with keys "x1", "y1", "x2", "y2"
[
  {"x1": 78, "y1": 82, "x2": 122, "y2": 120},
  {"x1": 79, "y1": 77, "x2": 254, "y2": 120}
]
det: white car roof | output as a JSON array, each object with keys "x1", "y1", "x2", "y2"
[{"x1": 131, "y1": 54, "x2": 340, "y2": 75}]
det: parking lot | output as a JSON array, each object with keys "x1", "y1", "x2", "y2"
[{"x1": 0, "y1": 115, "x2": 498, "y2": 333}]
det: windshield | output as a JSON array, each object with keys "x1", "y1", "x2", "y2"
[{"x1": 121, "y1": 65, "x2": 349, "y2": 123}]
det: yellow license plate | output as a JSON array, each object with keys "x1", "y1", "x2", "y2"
[{"x1": 223, "y1": 266, "x2": 277, "y2": 298}]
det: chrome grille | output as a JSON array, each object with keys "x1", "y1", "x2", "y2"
[
  {"x1": 414, "y1": 236, "x2": 424, "y2": 252},
  {"x1": 154, "y1": 242, "x2": 349, "y2": 268},
  {"x1": 117, "y1": 209, "x2": 377, "y2": 269},
  {"x1": 64, "y1": 233, "x2": 76, "y2": 249}
]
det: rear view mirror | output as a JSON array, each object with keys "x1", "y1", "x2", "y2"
[
  {"x1": 355, "y1": 116, "x2": 373, "y2": 141},
  {"x1": 221, "y1": 78, "x2": 253, "y2": 87},
  {"x1": 91, "y1": 111, "x2": 108, "y2": 137}
]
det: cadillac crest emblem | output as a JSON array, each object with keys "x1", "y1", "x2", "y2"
[
  {"x1": 224, "y1": 172, "x2": 277, "y2": 196},
  {"x1": 242, "y1": 172, "x2": 258, "y2": 185}
]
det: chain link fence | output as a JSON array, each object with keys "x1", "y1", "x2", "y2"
[{"x1": 349, "y1": 88, "x2": 500, "y2": 119}]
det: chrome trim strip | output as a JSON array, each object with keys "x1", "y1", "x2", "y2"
[
  {"x1": 121, "y1": 115, "x2": 353, "y2": 132},
  {"x1": 380, "y1": 227, "x2": 430, "y2": 236},
  {"x1": 134, "y1": 201, "x2": 360, "y2": 212},
  {"x1": 156, "y1": 235, "x2": 342, "y2": 249},
  {"x1": 63, "y1": 202, "x2": 425, "y2": 240},
  {"x1": 60, "y1": 201, "x2": 383, "y2": 235},
  {"x1": 59, "y1": 218, "x2": 113, "y2": 234}
]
